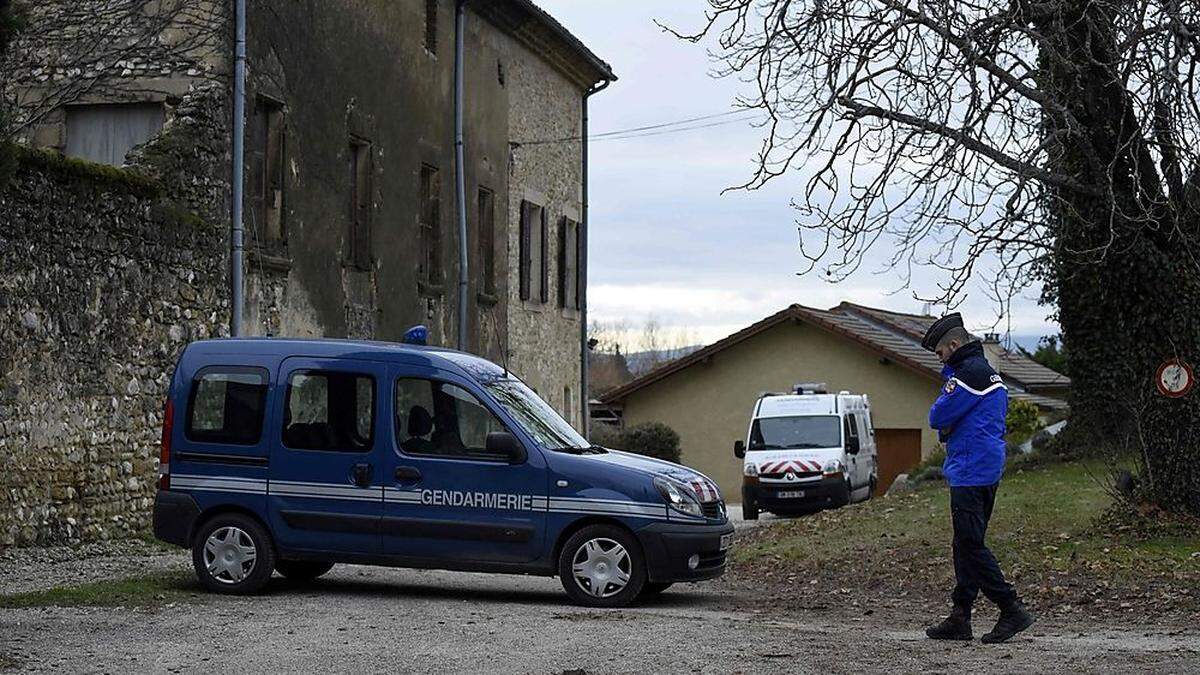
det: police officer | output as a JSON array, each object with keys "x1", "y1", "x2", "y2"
[{"x1": 921, "y1": 313, "x2": 1035, "y2": 644}]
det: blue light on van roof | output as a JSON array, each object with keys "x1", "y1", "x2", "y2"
[{"x1": 402, "y1": 325, "x2": 429, "y2": 346}]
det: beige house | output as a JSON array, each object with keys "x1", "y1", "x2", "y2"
[{"x1": 599, "y1": 303, "x2": 1069, "y2": 500}]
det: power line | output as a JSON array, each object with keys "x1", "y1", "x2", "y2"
[
  {"x1": 591, "y1": 115, "x2": 762, "y2": 143},
  {"x1": 514, "y1": 109, "x2": 760, "y2": 146}
]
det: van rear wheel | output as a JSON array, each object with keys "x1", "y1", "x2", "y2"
[
  {"x1": 192, "y1": 513, "x2": 275, "y2": 595},
  {"x1": 275, "y1": 560, "x2": 334, "y2": 583},
  {"x1": 558, "y1": 524, "x2": 646, "y2": 608}
]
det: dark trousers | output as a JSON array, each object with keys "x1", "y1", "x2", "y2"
[{"x1": 950, "y1": 483, "x2": 1018, "y2": 610}]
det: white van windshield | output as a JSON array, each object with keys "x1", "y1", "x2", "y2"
[
  {"x1": 749, "y1": 415, "x2": 841, "y2": 450},
  {"x1": 483, "y1": 378, "x2": 596, "y2": 453}
]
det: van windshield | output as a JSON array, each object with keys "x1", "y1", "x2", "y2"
[
  {"x1": 483, "y1": 378, "x2": 593, "y2": 452},
  {"x1": 749, "y1": 415, "x2": 841, "y2": 450}
]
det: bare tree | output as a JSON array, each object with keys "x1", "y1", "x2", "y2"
[
  {"x1": 1, "y1": 0, "x2": 225, "y2": 136},
  {"x1": 672, "y1": 0, "x2": 1200, "y2": 515}
]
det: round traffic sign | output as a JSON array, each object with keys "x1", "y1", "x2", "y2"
[{"x1": 1156, "y1": 359, "x2": 1195, "y2": 398}]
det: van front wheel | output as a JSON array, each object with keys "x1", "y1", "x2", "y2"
[
  {"x1": 558, "y1": 525, "x2": 646, "y2": 608},
  {"x1": 192, "y1": 513, "x2": 276, "y2": 595}
]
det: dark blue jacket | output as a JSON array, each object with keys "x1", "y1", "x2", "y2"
[{"x1": 928, "y1": 341, "x2": 1008, "y2": 487}]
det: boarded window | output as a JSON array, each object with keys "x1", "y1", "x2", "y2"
[
  {"x1": 283, "y1": 371, "x2": 375, "y2": 452},
  {"x1": 478, "y1": 187, "x2": 496, "y2": 295},
  {"x1": 420, "y1": 164, "x2": 442, "y2": 284},
  {"x1": 519, "y1": 200, "x2": 547, "y2": 303},
  {"x1": 558, "y1": 217, "x2": 581, "y2": 310},
  {"x1": 349, "y1": 138, "x2": 373, "y2": 270},
  {"x1": 185, "y1": 368, "x2": 269, "y2": 446},
  {"x1": 250, "y1": 96, "x2": 286, "y2": 243},
  {"x1": 424, "y1": 0, "x2": 438, "y2": 53},
  {"x1": 64, "y1": 103, "x2": 164, "y2": 166}
]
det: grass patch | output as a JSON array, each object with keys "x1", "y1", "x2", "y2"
[
  {"x1": 0, "y1": 570, "x2": 200, "y2": 610},
  {"x1": 734, "y1": 460, "x2": 1200, "y2": 613}
]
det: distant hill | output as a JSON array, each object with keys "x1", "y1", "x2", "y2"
[{"x1": 624, "y1": 345, "x2": 705, "y2": 376}]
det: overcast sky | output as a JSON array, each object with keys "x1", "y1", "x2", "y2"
[{"x1": 536, "y1": 0, "x2": 1059, "y2": 349}]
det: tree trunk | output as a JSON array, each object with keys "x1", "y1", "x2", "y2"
[{"x1": 1041, "y1": 2, "x2": 1200, "y2": 515}]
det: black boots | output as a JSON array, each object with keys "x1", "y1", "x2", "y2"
[
  {"x1": 981, "y1": 602, "x2": 1035, "y2": 644},
  {"x1": 925, "y1": 605, "x2": 973, "y2": 640}
]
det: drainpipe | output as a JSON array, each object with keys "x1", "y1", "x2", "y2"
[
  {"x1": 453, "y1": 0, "x2": 469, "y2": 351},
  {"x1": 581, "y1": 78, "x2": 611, "y2": 437},
  {"x1": 229, "y1": 0, "x2": 247, "y2": 337}
]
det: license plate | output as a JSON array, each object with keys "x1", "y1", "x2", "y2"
[
  {"x1": 719, "y1": 533, "x2": 733, "y2": 551},
  {"x1": 777, "y1": 490, "x2": 806, "y2": 499}
]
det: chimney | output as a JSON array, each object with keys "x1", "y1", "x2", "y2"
[{"x1": 981, "y1": 332, "x2": 1003, "y2": 372}]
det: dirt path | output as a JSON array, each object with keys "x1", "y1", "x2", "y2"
[{"x1": 2, "y1": 563, "x2": 1196, "y2": 673}]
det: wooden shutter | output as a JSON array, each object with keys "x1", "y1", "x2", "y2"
[
  {"x1": 539, "y1": 206, "x2": 549, "y2": 303},
  {"x1": 575, "y1": 220, "x2": 584, "y2": 310},
  {"x1": 519, "y1": 201, "x2": 531, "y2": 301},
  {"x1": 557, "y1": 217, "x2": 567, "y2": 308}
]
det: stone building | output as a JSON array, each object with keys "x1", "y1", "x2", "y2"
[
  {"x1": 0, "y1": 0, "x2": 613, "y2": 545},
  {"x1": 9, "y1": 0, "x2": 613, "y2": 421}
]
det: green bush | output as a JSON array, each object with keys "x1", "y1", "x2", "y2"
[
  {"x1": 590, "y1": 421, "x2": 682, "y2": 464},
  {"x1": 1006, "y1": 398, "x2": 1042, "y2": 446}
]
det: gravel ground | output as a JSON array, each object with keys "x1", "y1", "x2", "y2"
[
  {"x1": 1, "y1": 548, "x2": 1197, "y2": 674},
  {"x1": 0, "y1": 541, "x2": 188, "y2": 596}
]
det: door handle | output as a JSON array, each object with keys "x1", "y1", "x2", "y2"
[
  {"x1": 352, "y1": 462, "x2": 373, "y2": 488},
  {"x1": 394, "y1": 466, "x2": 422, "y2": 484}
]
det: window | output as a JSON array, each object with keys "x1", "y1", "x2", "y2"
[
  {"x1": 186, "y1": 368, "x2": 269, "y2": 445},
  {"x1": 519, "y1": 200, "x2": 547, "y2": 302},
  {"x1": 250, "y1": 96, "x2": 286, "y2": 243},
  {"x1": 424, "y1": 0, "x2": 438, "y2": 54},
  {"x1": 478, "y1": 187, "x2": 496, "y2": 295},
  {"x1": 558, "y1": 217, "x2": 581, "y2": 310},
  {"x1": 749, "y1": 415, "x2": 841, "y2": 450},
  {"x1": 283, "y1": 371, "x2": 375, "y2": 452},
  {"x1": 420, "y1": 164, "x2": 442, "y2": 284},
  {"x1": 563, "y1": 385, "x2": 573, "y2": 427},
  {"x1": 349, "y1": 138, "x2": 373, "y2": 270},
  {"x1": 844, "y1": 415, "x2": 859, "y2": 441},
  {"x1": 395, "y1": 379, "x2": 509, "y2": 460},
  {"x1": 65, "y1": 103, "x2": 165, "y2": 167}
]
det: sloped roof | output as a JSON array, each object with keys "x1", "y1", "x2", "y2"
[
  {"x1": 836, "y1": 302, "x2": 1070, "y2": 390},
  {"x1": 471, "y1": 0, "x2": 616, "y2": 87},
  {"x1": 599, "y1": 302, "x2": 1070, "y2": 410}
]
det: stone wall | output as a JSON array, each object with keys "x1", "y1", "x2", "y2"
[{"x1": 0, "y1": 84, "x2": 228, "y2": 547}]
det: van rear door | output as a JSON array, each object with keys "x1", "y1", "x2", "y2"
[{"x1": 267, "y1": 357, "x2": 386, "y2": 556}]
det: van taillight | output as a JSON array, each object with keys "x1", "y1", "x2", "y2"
[{"x1": 159, "y1": 399, "x2": 174, "y2": 490}]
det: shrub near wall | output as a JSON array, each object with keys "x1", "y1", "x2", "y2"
[
  {"x1": 0, "y1": 86, "x2": 228, "y2": 547},
  {"x1": 592, "y1": 422, "x2": 682, "y2": 464}
]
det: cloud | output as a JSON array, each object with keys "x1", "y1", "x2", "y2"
[{"x1": 537, "y1": 0, "x2": 1060, "y2": 344}]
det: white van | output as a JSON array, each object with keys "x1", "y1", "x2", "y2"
[{"x1": 733, "y1": 385, "x2": 878, "y2": 519}]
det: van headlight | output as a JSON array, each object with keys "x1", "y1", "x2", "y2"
[
  {"x1": 823, "y1": 459, "x2": 845, "y2": 476},
  {"x1": 743, "y1": 462, "x2": 759, "y2": 477},
  {"x1": 654, "y1": 477, "x2": 704, "y2": 518}
]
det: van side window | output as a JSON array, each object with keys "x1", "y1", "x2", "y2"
[
  {"x1": 844, "y1": 415, "x2": 859, "y2": 441},
  {"x1": 395, "y1": 379, "x2": 508, "y2": 460},
  {"x1": 186, "y1": 368, "x2": 269, "y2": 445},
  {"x1": 283, "y1": 371, "x2": 375, "y2": 452}
]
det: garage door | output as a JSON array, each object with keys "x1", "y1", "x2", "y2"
[{"x1": 874, "y1": 428, "x2": 922, "y2": 494}]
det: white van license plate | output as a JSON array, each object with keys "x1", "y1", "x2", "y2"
[
  {"x1": 777, "y1": 490, "x2": 806, "y2": 499},
  {"x1": 720, "y1": 533, "x2": 733, "y2": 551}
]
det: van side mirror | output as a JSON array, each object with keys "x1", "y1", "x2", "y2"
[
  {"x1": 734, "y1": 440, "x2": 745, "y2": 459},
  {"x1": 486, "y1": 432, "x2": 527, "y2": 464},
  {"x1": 847, "y1": 436, "x2": 860, "y2": 455}
]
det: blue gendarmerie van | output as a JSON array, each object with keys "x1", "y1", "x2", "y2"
[{"x1": 153, "y1": 338, "x2": 733, "y2": 607}]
